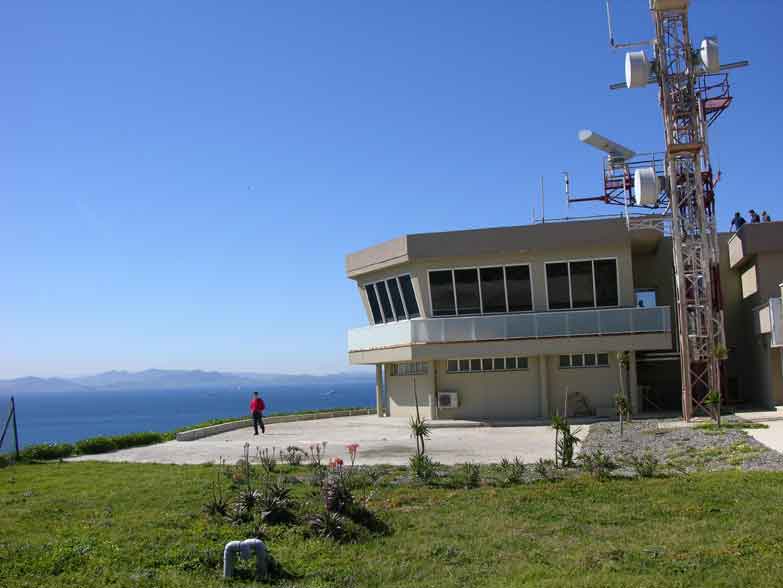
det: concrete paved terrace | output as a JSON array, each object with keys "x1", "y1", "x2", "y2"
[{"x1": 69, "y1": 414, "x2": 570, "y2": 465}]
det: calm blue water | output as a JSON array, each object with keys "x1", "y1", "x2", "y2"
[{"x1": 1, "y1": 384, "x2": 374, "y2": 449}]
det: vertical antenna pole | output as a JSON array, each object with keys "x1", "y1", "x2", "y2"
[
  {"x1": 11, "y1": 397, "x2": 19, "y2": 459},
  {"x1": 540, "y1": 176, "x2": 545, "y2": 223},
  {"x1": 606, "y1": 1, "x2": 615, "y2": 48}
]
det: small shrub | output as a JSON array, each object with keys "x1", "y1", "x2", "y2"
[
  {"x1": 534, "y1": 458, "x2": 555, "y2": 481},
  {"x1": 308, "y1": 511, "x2": 351, "y2": 542},
  {"x1": 308, "y1": 443, "x2": 327, "y2": 468},
  {"x1": 0, "y1": 453, "x2": 10, "y2": 468},
  {"x1": 453, "y1": 462, "x2": 481, "y2": 489},
  {"x1": 322, "y1": 474, "x2": 353, "y2": 514},
  {"x1": 19, "y1": 443, "x2": 75, "y2": 461},
  {"x1": 256, "y1": 447, "x2": 277, "y2": 473},
  {"x1": 283, "y1": 446, "x2": 306, "y2": 466},
  {"x1": 258, "y1": 477, "x2": 296, "y2": 524},
  {"x1": 497, "y1": 457, "x2": 526, "y2": 486},
  {"x1": 552, "y1": 416, "x2": 581, "y2": 468},
  {"x1": 111, "y1": 432, "x2": 165, "y2": 450},
  {"x1": 627, "y1": 452, "x2": 659, "y2": 478},
  {"x1": 579, "y1": 450, "x2": 617, "y2": 480},
  {"x1": 409, "y1": 454, "x2": 437, "y2": 484}
]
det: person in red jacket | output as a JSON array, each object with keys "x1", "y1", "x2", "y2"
[{"x1": 250, "y1": 391, "x2": 266, "y2": 435}]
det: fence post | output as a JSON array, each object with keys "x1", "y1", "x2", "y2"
[{"x1": 11, "y1": 397, "x2": 19, "y2": 459}]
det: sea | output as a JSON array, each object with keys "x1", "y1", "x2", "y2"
[{"x1": 1, "y1": 383, "x2": 374, "y2": 449}]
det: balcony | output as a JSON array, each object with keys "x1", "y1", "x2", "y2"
[{"x1": 348, "y1": 306, "x2": 671, "y2": 352}]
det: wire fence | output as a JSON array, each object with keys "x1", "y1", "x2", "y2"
[{"x1": 0, "y1": 397, "x2": 20, "y2": 461}]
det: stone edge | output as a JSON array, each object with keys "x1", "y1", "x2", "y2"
[{"x1": 175, "y1": 408, "x2": 373, "y2": 441}]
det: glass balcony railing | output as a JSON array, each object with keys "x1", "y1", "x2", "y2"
[{"x1": 348, "y1": 306, "x2": 671, "y2": 352}]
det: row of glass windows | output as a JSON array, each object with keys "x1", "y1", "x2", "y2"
[
  {"x1": 429, "y1": 265, "x2": 532, "y2": 317},
  {"x1": 427, "y1": 259, "x2": 619, "y2": 318},
  {"x1": 446, "y1": 357, "x2": 529, "y2": 373},
  {"x1": 559, "y1": 353, "x2": 610, "y2": 369},
  {"x1": 365, "y1": 274, "x2": 421, "y2": 325},
  {"x1": 546, "y1": 259, "x2": 618, "y2": 310},
  {"x1": 389, "y1": 362, "x2": 429, "y2": 376}
]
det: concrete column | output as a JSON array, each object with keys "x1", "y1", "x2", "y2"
[
  {"x1": 375, "y1": 364, "x2": 383, "y2": 417},
  {"x1": 538, "y1": 355, "x2": 549, "y2": 418},
  {"x1": 383, "y1": 364, "x2": 390, "y2": 417},
  {"x1": 431, "y1": 361, "x2": 439, "y2": 420},
  {"x1": 629, "y1": 352, "x2": 640, "y2": 415}
]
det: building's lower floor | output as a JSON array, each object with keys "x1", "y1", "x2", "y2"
[{"x1": 373, "y1": 351, "x2": 642, "y2": 421}]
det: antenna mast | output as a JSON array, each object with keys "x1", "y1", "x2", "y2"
[
  {"x1": 569, "y1": 0, "x2": 748, "y2": 419},
  {"x1": 652, "y1": 0, "x2": 724, "y2": 420}
]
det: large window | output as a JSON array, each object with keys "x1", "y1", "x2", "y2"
[
  {"x1": 506, "y1": 265, "x2": 533, "y2": 312},
  {"x1": 429, "y1": 270, "x2": 456, "y2": 316},
  {"x1": 546, "y1": 259, "x2": 619, "y2": 310},
  {"x1": 446, "y1": 356, "x2": 529, "y2": 372},
  {"x1": 545, "y1": 263, "x2": 570, "y2": 310},
  {"x1": 479, "y1": 267, "x2": 506, "y2": 313},
  {"x1": 595, "y1": 259, "x2": 619, "y2": 307},
  {"x1": 398, "y1": 275, "x2": 420, "y2": 318},
  {"x1": 365, "y1": 274, "x2": 422, "y2": 324},
  {"x1": 429, "y1": 264, "x2": 532, "y2": 317},
  {"x1": 454, "y1": 269, "x2": 481, "y2": 315},
  {"x1": 365, "y1": 285, "x2": 383, "y2": 324}
]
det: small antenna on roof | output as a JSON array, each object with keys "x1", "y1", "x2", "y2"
[{"x1": 540, "y1": 176, "x2": 545, "y2": 223}]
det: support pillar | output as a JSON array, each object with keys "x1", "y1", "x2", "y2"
[
  {"x1": 629, "y1": 352, "x2": 640, "y2": 415},
  {"x1": 538, "y1": 355, "x2": 549, "y2": 418},
  {"x1": 375, "y1": 364, "x2": 383, "y2": 417},
  {"x1": 383, "y1": 364, "x2": 390, "y2": 417}
]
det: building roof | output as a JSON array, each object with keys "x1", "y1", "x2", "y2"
[{"x1": 346, "y1": 217, "x2": 663, "y2": 278}]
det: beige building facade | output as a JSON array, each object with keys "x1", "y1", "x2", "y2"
[{"x1": 346, "y1": 218, "x2": 783, "y2": 420}]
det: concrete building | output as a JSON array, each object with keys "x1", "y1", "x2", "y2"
[{"x1": 346, "y1": 217, "x2": 783, "y2": 420}]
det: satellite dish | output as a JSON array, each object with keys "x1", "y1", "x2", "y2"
[
  {"x1": 578, "y1": 129, "x2": 636, "y2": 161},
  {"x1": 625, "y1": 51, "x2": 650, "y2": 88},
  {"x1": 634, "y1": 167, "x2": 659, "y2": 206},
  {"x1": 700, "y1": 37, "x2": 720, "y2": 73}
]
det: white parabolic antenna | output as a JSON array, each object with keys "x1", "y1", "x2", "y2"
[
  {"x1": 578, "y1": 129, "x2": 636, "y2": 160},
  {"x1": 634, "y1": 167, "x2": 659, "y2": 206}
]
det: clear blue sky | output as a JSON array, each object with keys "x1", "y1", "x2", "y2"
[{"x1": 1, "y1": 1, "x2": 778, "y2": 378}]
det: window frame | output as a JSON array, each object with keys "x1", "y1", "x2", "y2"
[
  {"x1": 445, "y1": 357, "x2": 529, "y2": 373},
  {"x1": 544, "y1": 257, "x2": 620, "y2": 311},
  {"x1": 397, "y1": 273, "x2": 422, "y2": 319},
  {"x1": 427, "y1": 268, "x2": 458, "y2": 317},
  {"x1": 558, "y1": 352, "x2": 611, "y2": 369},
  {"x1": 363, "y1": 272, "x2": 423, "y2": 324},
  {"x1": 428, "y1": 263, "x2": 535, "y2": 318}
]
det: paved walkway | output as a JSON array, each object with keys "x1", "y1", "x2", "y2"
[
  {"x1": 747, "y1": 420, "x2": 783, "y2": 454},
  {"x1": 70, "y1": 415, "x2": 570, "y2": 466}
]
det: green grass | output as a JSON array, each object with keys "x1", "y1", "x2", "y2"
[
  {"x1": 695, "y1": 422, "x2": 769, "y2": 432},
  {"x1": 3, "y1": 463, "x2": 783, "y2": 587}
]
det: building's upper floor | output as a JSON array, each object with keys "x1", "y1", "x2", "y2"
[{"x1": 346, "y1": 217, "x2": 664, "y2": 326}]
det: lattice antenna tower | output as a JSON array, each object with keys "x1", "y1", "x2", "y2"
[{"x1": 565, "y1": 0, "x2": 748, "y2": 419}]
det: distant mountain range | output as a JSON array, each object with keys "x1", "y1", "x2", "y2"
[{"x1": 0, "y1": 369, "x2": 374, "y2": 395}]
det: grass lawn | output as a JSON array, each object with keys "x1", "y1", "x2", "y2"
[{"x1": 3, "y1": 463, "x2": 783, "y2": 587}]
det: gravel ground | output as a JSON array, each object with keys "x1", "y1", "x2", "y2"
[{"x1": 582, "y1": 419, "x2": 783, "y2": 475}]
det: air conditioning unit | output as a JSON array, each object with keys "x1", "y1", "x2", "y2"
[{"x1": 438, "y1": 391, "x2": 459, "y2": 409}]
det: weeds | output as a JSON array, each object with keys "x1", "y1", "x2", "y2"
[
  {"x1": 409, "y1": 453, "x2": 437, "y2": 484},
  {"x1": 626, "y1": 452, "x2": 659, "y2": 478},
  {"x1": 497, "y1": 457, "x2": 526, "y2": 486},
  {"x1": 579, "y1": 450, "x2": 617, "y2": 480}
]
